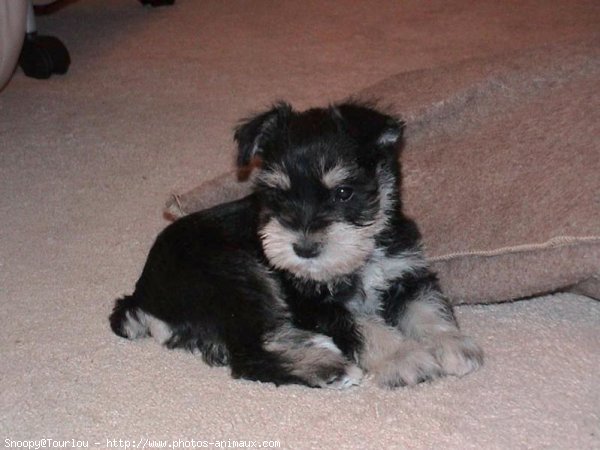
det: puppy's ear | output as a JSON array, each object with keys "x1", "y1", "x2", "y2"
[
  {"x1": 234, "y1": 102, "x2": 292, "y2": 167},
  {"x1": 332, "y1": 102, "x2": 405, "y2": 150}
]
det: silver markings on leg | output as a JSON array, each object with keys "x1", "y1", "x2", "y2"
[
  {"x1": 373, "y1": 341, "x2": 442, "y2": 388},
  {"x1": 357, "y1": 317, "x2": 441, "y2": 388},
  {"x1": 400, "y1": 287, "x2": 457, "y2": 337},
  {"x1": 122, "y1": 308, "x2": 149, "y2": 339},
  {"x1": 122, "y1": 308, "x2": 173, "y2": 345},
  {"x1": 264, "y1": 325, "x2": 362, "y2": 389},
  {"x1": 430, "y1": 331, "x2": 483, "y2": 377},
  {"x1": 399, "y1": 288, "x2": 483, "y2": 377},
  {"x1": 145, "y1": 314, "x2": 174, "y2": 345}
]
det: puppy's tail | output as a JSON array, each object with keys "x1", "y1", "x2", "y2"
[{"x1": 109, "y1": 294, "x2": 148, "y2": 339}]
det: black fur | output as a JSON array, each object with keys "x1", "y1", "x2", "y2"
[{"x1": 109, "y1": 102, "x2": 482, "y2": 389}]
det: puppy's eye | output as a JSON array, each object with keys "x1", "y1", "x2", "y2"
[{"x1": 334, "y1": 186, "x2": 354, "y2": 202}]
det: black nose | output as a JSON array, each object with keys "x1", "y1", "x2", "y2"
[{"x1": 293, "y1": 240, "x2": 321, "y2": 259}]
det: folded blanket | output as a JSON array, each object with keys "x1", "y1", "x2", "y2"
[{"x1": 165, "y1": 37, "x2": 600, "y2": 304}]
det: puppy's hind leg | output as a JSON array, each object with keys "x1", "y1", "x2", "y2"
[
  {"x1": 110, "y1": 294, "x2": 149, "y2": 339},
  {"x1": 109, "y1": 294, "x2": 173, "y2": 345}
]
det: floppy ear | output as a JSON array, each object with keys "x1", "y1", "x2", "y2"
[
  {"x1": 233, "y1": 102, "x2": 292, "y2": 167},
  {"x1": 332, "y1": 102, "x2": 405, "y2": 150}
]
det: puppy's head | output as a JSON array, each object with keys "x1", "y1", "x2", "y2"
[{"x1": 235, "y1": 102, "x2": 404, "y2": 283}]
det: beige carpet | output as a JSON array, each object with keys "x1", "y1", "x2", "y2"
[{"x1": 1, "y1": 1, "x2": 599, "y2": 449}]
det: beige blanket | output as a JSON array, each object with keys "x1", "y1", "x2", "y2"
[{"x1": 166, "y1": 37, "x2": 600, "y2": 304}]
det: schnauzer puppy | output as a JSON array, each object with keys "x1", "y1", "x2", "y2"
[{"x1": 109, "y1": 102, "x2": 483, "y2": 389}]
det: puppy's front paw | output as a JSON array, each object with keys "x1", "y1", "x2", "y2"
[
  {"x1": 373, "y1": 343, "x2": 442, "y2": 388},
  {"x1": 432, "y1": 332, "x2": 483, "y2": 377}
]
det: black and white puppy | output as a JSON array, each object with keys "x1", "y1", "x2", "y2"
[{"x1": 109, "y1": 102, "x2": 483, "y2": 389}]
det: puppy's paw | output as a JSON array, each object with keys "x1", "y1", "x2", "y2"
[
  {"x1": 300, "y1": 358, "x2": 363, "y2": 390},
  {"x1": 373, "y1": 343, "x2": 442, "y2": 388},
  {"x1": 268, "y1": 330, "x2": 362, "y2": 389},
  {"x1": 432, "y1": 332, "x2": 483, "y2": 377},
  {"x1": 321, "y1": 364, "x2": 363, "y2": 390}
]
